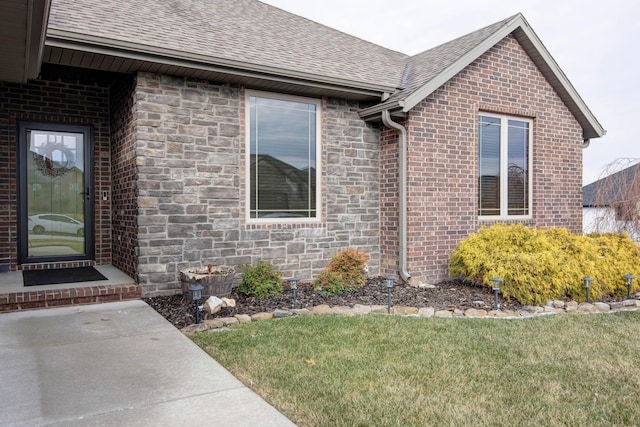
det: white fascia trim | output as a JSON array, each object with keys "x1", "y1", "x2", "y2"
[{"x1": 45, "y1": 29, "x2": 395, "y2": 96}]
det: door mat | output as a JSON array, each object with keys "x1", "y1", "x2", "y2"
[{"x1": 23, "y1": 267, "x2": 108, "y2": 287}]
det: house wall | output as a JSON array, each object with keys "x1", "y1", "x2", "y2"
[
  {"x1": 110, "y1": 75, "x2": 138, "y2": 278},
  {"x1": 384, "y1": 35, "x2": 584, "y2": 285},
  {"x1": 0, "y1": 73, "x2": 112, "y2": 270},
  {"x1": 133, "y1": 73, "x2": 380, "y2": 295}
]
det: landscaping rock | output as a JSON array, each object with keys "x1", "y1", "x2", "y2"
[
  {"x1": 594, "y1": 302, "x2": 610, "y2": 312},
  {"x1": 181, "y1": 323, "x2": 208, "y2": 333},
  {"x1": 234, "y1": 314, "x2": 251, "y2": 323},
  {"x1": 577, "y1": 303, "x2": 598, "y2": 313},
  {"x1": 204, "y1": 319, "x2": 224, "y2": 329},
  {"x1": 435, "y1": 310, "x2": 452, "y2": 318},
  {"x1": 352, "y1": 304, "x2": 372, "y2": 315},
  {"x1": 272, "y1": 309, "x2": 293, "y2": 318},
  {"x1": 219, "y1": 317, "x2": 238, "y2": 326},
  {"x1": 418, "y1": 307, "x2": 435, "y2": 317},
  {"x1": 464, "y1": 308, "x2": 487, "y2": 317},
  {"x1": 371, "y1": 305, "x2": 388, "y2": 314},
  {"x1": 204, "y1": 296, "x2": 224, "y2": 314},
  {"x1": 565, "y1": 301, "x2": 579, "y2": 312},
  {"x1": 330, "y1": 306, "x2": 353, "y2": 316},
  {"x1": 311, "y1": 305, "x2": 332, "y2": 315},
  {"x1": 553, "y1": 300, "x2": 566, "y2": 309},
  {"x1": 291, "y1": 308, "x2": 312, "y2": 316},
  {"x1": 221, "y1": 297, "x2": 236, "y2": 308},
  {"x1": 251, "y1": 312, "x2": 273, "y2": 321}
]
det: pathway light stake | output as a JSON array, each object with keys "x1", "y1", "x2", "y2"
[
  {"x1": 583, "y1": 277, "x2": 593, "y2": 303},
  {"x1": 288, "y1": 277, "x2": 299, "y2": 309},
  {"x1": 385, "y1": 276, "x2": 396, "y2": 314},
  {"x1": 188, "y1": 283, "x2": 204, "y2": 324},
  {"x1": 491, "y1": 278, "x2": 503, "y2": 310},
  {"x1": 623, "y1": 274, "x2": 636, "y2": 299}
]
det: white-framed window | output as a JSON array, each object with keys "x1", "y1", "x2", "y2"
[
  {"x1": 245, "y1": 90, "x2": 321, "y2": 222},
  {"x1": 478, "y1": 113, "x2": 533, "y2": 219}
]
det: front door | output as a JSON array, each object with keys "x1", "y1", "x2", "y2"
[{"x1": 18, "y1": 122, "x2": 94, "y2": 264}]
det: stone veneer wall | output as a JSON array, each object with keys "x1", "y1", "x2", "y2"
[
  {"x1": 382, "y1": 35, "x2": 584, "y2": 285},
  {"x1": 0, "y1": 69, "x2": 112, "y2": 269},
  {"x1": 133, "y1": 73, "x2": 380, "y2": 295}
]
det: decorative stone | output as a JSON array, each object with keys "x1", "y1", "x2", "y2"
[
  {"x1": 204, "y1": 319, "x2": 224, "y2": 329},
  {"x1": 609, "y1": 302, "x2": 625, "y2": 310},
  {"x1": 523, "y1": 306, "x2": 543, "y2": 313},
  {"x1": 391, "y1": 306, "x2": 417, "y2": 315},
  {"x1": 552, "y1": 300, "x2": 566, "y2": 309},
  {"x1": 181, "y1": 323, "x2": 208, "y2": 333},
  {"x1": 221, "y1": 297, "x2": 236, "y2": 307},
  {"x1": 464, "y1": 308, "x2": 487, "y2": 317},
  {"x1": 543, "y1": 306, "x2": 563, "y2": 313},
  {"x1": 234, "y1": 314, "x2": 251, "y2": 323},
  {"x1": 219, "y1": 317, "x2": 238, "y2": 326},
  {"x1": 291, "y1": 308, "x2": 312, "y2": 316},
  {"x1": 251, "y1": 312, "x2": 273, "y2": 321},
  {"x1": 272, "y1": 309, "x2": 293, "y2": 318},
  {"x1": 370, "y1": 305, "x2": 388, "y2": 314},
  {"x1": 352, "y1": 304, "x2": 372, "y2": 315},
  {"x1": 416, "y1": 283, "x2": 436, "y2": 289},
  {"x1": 594, "y1": 302, "x2": 610, "y2": 312},
  {"x1": 577, "y1": 303, "x2": 598, "y2": 313},
  {"x1": 204, "y1": 296, "x2": 224, "y2": 314},
  {"x1": 565, "y1": 301, "x2": 579, "y2": 312},
  {"x1": 330, "y1": 306, "x2": 353, "y2": 316},
  {"x1": 418, "y1": 307, "x2": 435, "y2": 317},
  {"x1": 623, "y1": 299, "x2": 639, "y2": 307},
  {"x1": 472, "y1": 301, "x2": 486, "y2": 308},
  {"x1": 311, "y1": 304, "x2": 332, "y2": 315},
  {"x1": 435, "y1": 310, "x2": 452, "y2": 318}
]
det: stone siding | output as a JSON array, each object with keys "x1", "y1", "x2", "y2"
[{"x1": 134, "y1": 73, "x2": 380, "y2": 295}]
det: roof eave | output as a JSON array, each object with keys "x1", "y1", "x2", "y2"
[
  {"x1": 45, "y1": 29, "x2": 396, "y2": 98},
  {"x1": 369, "y1": 14, "x2": 605, "y2": 139}
]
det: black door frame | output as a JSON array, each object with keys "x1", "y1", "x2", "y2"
[{"x1": 17, "y1": 121, "x2": 95, "y2": 264}]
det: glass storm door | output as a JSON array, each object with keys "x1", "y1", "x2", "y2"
[{"x1": 18, "y1": 123, "x2": 94, "y2": 263}]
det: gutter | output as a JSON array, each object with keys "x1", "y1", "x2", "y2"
[{"x1": 381, "y1": 109, "x2": 411, "y2": 282}]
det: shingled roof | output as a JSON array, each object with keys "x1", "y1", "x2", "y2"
[
  {"x1": 583, "y1": 163, "x2": 640, "y2": 207},
  {"x1": 43, "y1": 0, "x2": 604, "y2": 138}
]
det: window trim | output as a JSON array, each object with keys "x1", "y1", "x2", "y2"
[
  {"x1": 478, "y1": 112, "x2": 533, "y2": 220},
  {"x1": 244, "y1": 90, "x2": 322, "y2": 224}
]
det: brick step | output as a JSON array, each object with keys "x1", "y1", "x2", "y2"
[{"x1": 0, "y1": 284, "x2": 142, "y2": 312}]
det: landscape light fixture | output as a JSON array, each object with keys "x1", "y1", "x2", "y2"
[
  {"x1": 583, "y1": 277, "x2": 593, "y2": 303},
  {"x1": 385, "y1": 276, "x2": 396, "y2": 314},
  {"x1": 288, "y1": 277, "x2": 299, "y2": 309},
  {"x1": 491, "y1": 278, "x2": 503, "y2": 310},
  {"x1": 188, "y1": 283, "x2": 204, "y2": 324},
  {"x1": 623, "y1": 274, "x2": 636, "y2": 299}
]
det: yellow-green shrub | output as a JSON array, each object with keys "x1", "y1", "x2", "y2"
[
  {"x1": 314, "y1": 248, "x2": 370, "y2": 295},
  {"x1": 449, "y1": 224, "x2": 640, "y2": 305}
]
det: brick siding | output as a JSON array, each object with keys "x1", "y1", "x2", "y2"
[
  {"x1": 0, "y1": 67, "x2": 112, "y2": 270},
  {"x1": 380, "y1": 35, "x2": 584, "y2": 285}
]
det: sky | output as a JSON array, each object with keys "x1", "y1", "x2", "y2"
[{"x1": 261, "y1": 0, "x2": 640, "y2": 185}]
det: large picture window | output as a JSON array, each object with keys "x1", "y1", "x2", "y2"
[
  {"x1": 246, "y1": 91, "x2": 321, "y2": 221},
  {"x1": 478, "y1": 113, "x2": 532, "y2": 218}
]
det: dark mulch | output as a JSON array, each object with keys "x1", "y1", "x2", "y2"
[{"x1": 144, "y1": 277, "x2": 524, "y2": 329}]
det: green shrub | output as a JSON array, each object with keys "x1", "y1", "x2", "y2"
[
  {"x1": 449, "y1": 224, "x2": 640, "y2": 305},
  {"x1": 238, "y1": 260, "x2": 283, "y2": 298},
  {"x1": 314, "y1": 248, "x2": 370, "y2": 295}
]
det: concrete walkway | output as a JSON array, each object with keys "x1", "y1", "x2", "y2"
[{"x1": 0, "y1": 300, "x2": 296, "y2": 426}]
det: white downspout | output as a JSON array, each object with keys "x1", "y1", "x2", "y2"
[{"x1": 381, "y1": 110, "x2": 411, "y2": 282}]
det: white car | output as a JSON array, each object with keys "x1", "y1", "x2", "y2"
[{"x1": 28, "y1": 214, "x2": 85, "y2": 237}]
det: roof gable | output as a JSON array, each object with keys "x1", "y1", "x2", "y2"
[{"x1": 360, "y1": 13, "x2": 604, "y2": 140}]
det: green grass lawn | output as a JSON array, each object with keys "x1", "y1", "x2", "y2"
[{"x1": 191, "y1": 312, "x2": 640, "y2": 426}]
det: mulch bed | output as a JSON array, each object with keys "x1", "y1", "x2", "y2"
[{"x1": 144, "y1": 277, "x2": 524, "y2": 329}]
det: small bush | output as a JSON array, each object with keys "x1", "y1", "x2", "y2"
[
  {"x1": 238, "y1": 260, "x2": 283, "y2": 298},
  {"x1": 314, "y1": 248, "x2": 370, "y2": 295},
  {"x1": 450, "y1": 224, "x2": 640, "y2": 305}
]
